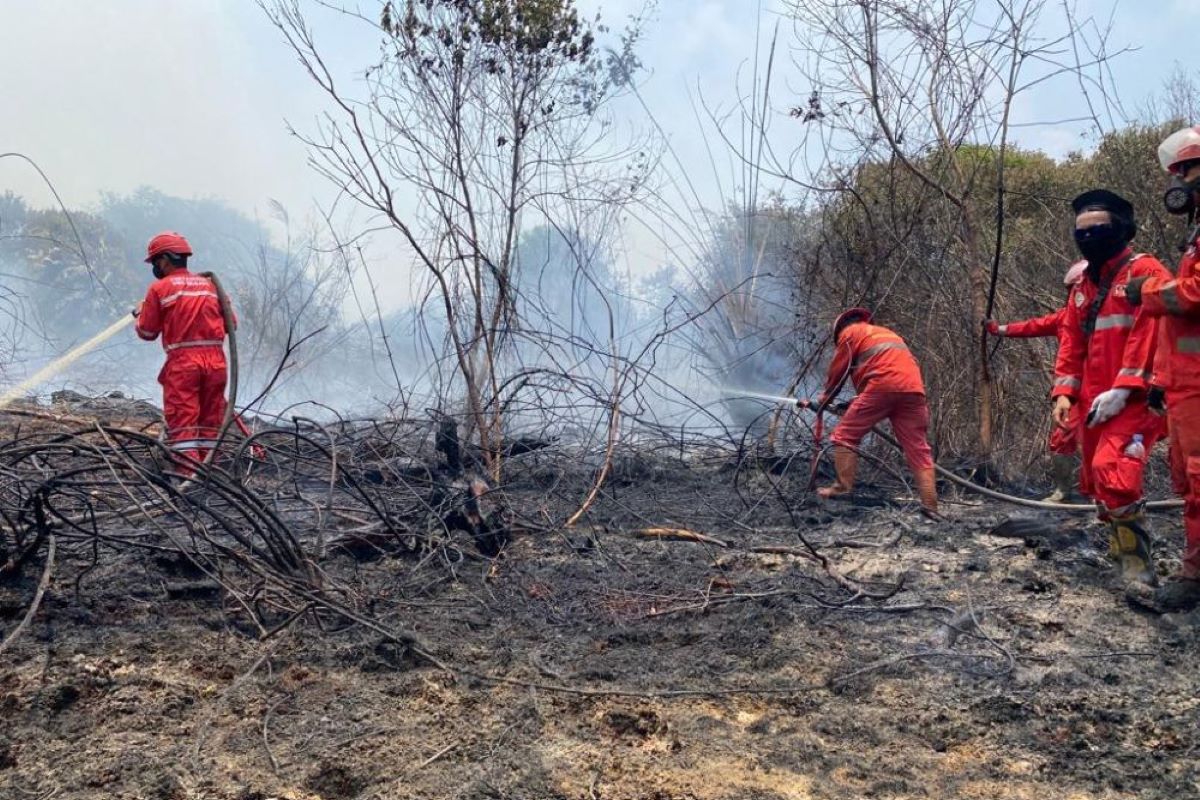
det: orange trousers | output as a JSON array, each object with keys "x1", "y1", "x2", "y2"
[
  {"x1": 1167, "y1": 392, "x2": 1200, "y2": 578},
  {"x1": 1076, "y1": 398, "x2": 1164, "y2": 515},
  {"x1": 159, "y1": 348, "x2": 228, "y2": 465},
  {"x1": 1049, "y1": 403, "x2": 1079, "y2": 455},
  {"x1": 830, "y1": 391, "x2": 934, "y2": 472}
]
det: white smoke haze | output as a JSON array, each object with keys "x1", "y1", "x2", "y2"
[{"x1": 0, "y1": 0, "x2": 1192, "y2": 446}]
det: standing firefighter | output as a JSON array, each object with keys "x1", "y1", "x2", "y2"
[
  {"x1": 133, "y1": 232, "x2": 233, "y2": 472},
  {"x1": 802, "y1": 308, "x2": 937, "y2": 514},
  {"x1": 1123, "y1": 125, "x2": 1200, "y2": 610},
  {"x1": 984, "y1": 260, "x2": 1089, "y2": 502},
  {"x1": 1052, "y1": 190, "x2": 1170, "y2": 587}
]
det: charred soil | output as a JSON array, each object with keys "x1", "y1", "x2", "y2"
[{"x1": 1, "y1": 409, "x2": 1198, "y2": 800}]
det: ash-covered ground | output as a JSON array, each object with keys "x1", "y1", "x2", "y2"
[{"x1": 1, "y1": 400, "x2": 1197, "y2": 800}]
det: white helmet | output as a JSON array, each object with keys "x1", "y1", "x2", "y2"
[{"x1": 1158, "y1": 125, "x2": 1200, "y2": 174}]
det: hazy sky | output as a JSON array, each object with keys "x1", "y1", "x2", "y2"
[{"x1": 1, "y1": 0, "x2": 1197, "y2": 308}]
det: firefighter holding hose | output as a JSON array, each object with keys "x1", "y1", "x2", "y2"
[
  {"x1": 133, "y1": 232, "x2": 235, "y2": 472},
  {"x1": 800, "y1": 308, "x2": 938, "y2": 514}
]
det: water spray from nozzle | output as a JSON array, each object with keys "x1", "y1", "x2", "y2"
[
  {"x1": 0, "y1": 314, "x2": 135, "y2": 410},
  {"x1": 719, "y1": 386, "x2": 803, "y2": 406}
]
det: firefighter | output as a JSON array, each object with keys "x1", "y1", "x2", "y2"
[
  {"x1": 133, "y1": 232, "x2": 233, "y2": 473},
  {"x1": 801, "y1": 308, "x2": 937, "y2": 513},
  {"x1": 1051, "y1": 190, "x2": 1171, "y2": 587},
  {"x1": 984, "y1": 260, "x2": 1088, "y2": 502},
  {"x1": 1123, "y1": 124, "x2": 1200, "y2": 610}
]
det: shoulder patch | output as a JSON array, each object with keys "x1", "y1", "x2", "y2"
[{"x1": 1074, "y1": 291, "x2": 1085, "y2": 307}]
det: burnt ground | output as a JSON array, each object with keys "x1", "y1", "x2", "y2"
[{"x1": 1, "y1": 417, "x2": 1199, "y2": 800}]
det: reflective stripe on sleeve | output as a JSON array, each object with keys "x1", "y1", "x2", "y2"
[
  {"x1": 1117, "y1": 367, "x2": 1152, "y2": 380},
  {"x1": 1055, "y1": 375, "x2": 1082, "y2": 389},
  {"x1": 1161, "y1": 282, "x2": 1184, "y2": 315},
  {"x1": 1177, "y1": 336, "x2": 1200, "y2": 354}
]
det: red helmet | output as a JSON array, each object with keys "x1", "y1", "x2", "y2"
[
  {"x1": 144, "y1": 231, "x2": 193, "y2": 263},
  {"x1": 833, "y1": 307, "x2": 872, "y2": 337},
  {"x1": 1158, "y1": 125, "x2": 1200, "y2": 175}
]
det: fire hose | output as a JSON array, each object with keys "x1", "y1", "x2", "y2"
[
  {"x1": 198, "y1": 271, "x2": 240, "y2": 466},
  {"x1": 811, "y1": 404, "x2": 1183, "y2": 514}
]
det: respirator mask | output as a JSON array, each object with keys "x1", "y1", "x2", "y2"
[{"x1": 1164, "y1": 174, "x2": 1200, "y2": 217}]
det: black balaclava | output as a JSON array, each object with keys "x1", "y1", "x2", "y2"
[{"x1": 1071, "y1": 189, "x2": 1136, "y2": 277}]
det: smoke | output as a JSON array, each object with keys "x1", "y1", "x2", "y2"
[{"x1": 0, "y1": 181, "x2": 818, "y2": 450}]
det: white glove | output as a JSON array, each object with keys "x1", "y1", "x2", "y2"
[{"x1": 1088, "y1": 388, "x2": 1130, "y2": 427}]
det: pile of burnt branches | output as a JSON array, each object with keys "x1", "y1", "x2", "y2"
[
  {"x1": 0, "y1": 399, "x2": 934, "y2": 688},
  {"x1": 0, "y1": 406, "x2": 524, "y2": 653}
]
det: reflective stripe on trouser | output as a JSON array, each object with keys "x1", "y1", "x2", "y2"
[
  {"x1": 1167, "y1": 392, "x2": 1200, "y2": 578},
  {"x1": 160, "y1": 349, "x2": 228, "y2": 465},
  {"x1": 1079, "y1": 400, "x2": 1164, "y2": 516},
  {"x1": 829, "y1": 391, "x2": 934, "y2": 472}
]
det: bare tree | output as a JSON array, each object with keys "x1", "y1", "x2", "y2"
[
  {"x1": 265, "y1": 0, "x2": 646, "y2": 477},
  {"x1": 769, "y1": 0, "x2": 1123, "y2": 455}
]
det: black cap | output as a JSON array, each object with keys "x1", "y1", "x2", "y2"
[{"x1": 1071, "y1": 189, "x2": 1137, "y2": 240}]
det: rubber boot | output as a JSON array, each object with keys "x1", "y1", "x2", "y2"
[
  {"x1": 1128, "y1": 521, "x2": 1200, "y2": 611},
  {"x1": 1108, "y1": 512, "x2": 1157, "y2": 587},
  {"x1": 913, "y1": 467, "x2": 938, "y2": 515},
  {"x1": 817, "y1": 447, "x2": 857, "y2": 500},
  {"x1": 1127, "y1": 576, "x2": 1200, "y2": 613},
  {"x1": 1042, "y1": 454, "x2": 1077, "y2": 503},
  {"x1": 1106, "y1": 529, "x2": 1121, "y2": 562}
]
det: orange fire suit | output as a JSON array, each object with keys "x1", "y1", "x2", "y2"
[
  {"x1": 996, "y1": 307, "x2": 1079, "y2": 455},
  {"x1": 1136, "y1": 228, "x2": 1200, "y2": 577},
  {"x1": 820, "y1": 321, "x2": 933, "y2": 472},
  {"x1": 1052, "y1": 248, "x2": 1170, "y2": 514},
  {"x1": 136, "y1": 270, "x2": 232, "y2": 465}
]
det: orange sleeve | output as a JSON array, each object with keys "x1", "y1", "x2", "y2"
[
  {"x1": 1052, "y1": 288, "x2": 1085, "y2": 400},
  {"x1": 1152, "y1": 318, "x2": 1171, "y2": 390},
  {"x1": 1000, "y1": 308, "x2": 1063, "y2": 338},
  {"x1": 135, "y1": 284, "x2": 162, "y2": 341},
  {"x1": 1113, "y1": 257, "x2": 1172, "y2": 391},
  {"x1": 821, "y1": 337, "x2": 854, "y2": 402},
  {"x1": 1141, "y1": 274, "x2": 1200, "y2": 318}
]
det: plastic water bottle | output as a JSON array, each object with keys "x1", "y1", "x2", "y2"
[{"x1": 1124, "y1": 434, "x2": 1145, "y2": 459}]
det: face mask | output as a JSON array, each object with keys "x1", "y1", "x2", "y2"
[
  {"x1": 152, "y1": 263, "x2": 165, "y2": 279},
  {"x1": 1164, "y1": 175, "x2": 1200, "y2": 216},
  {"x1": 1074, "y1": 223, "x2": 1125, "y2": 266}
]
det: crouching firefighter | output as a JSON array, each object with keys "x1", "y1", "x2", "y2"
[
  {"x1": 133, "y1": 232, "x2": 235, "y2": 475},
  {"x1": 1051, "y1": 190, "x2": 1170, "y2": 587},
  {"x1": 984, "y1": 260, "x2": 1089, "y2": 502},
  {"x1": 1122, "y1": 124, "x2": 1200, "y2": 611},
  {"x1": 800, "y1": 308, "x2": 937, "y2": 514}
]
